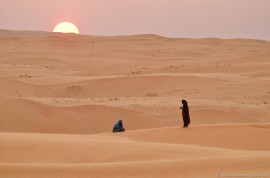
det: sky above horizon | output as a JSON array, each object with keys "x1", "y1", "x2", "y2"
[{"x1": 0, "y1": 0, "x2": 270, "y2": 40}]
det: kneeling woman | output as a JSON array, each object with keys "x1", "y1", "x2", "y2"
[{"x1": 113, "y1": 120, "x2": 125, "y2": 132}]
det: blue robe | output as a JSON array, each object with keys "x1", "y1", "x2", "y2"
[{"x1": 113, "y1": 120, "x2": 125, "y2": 132}]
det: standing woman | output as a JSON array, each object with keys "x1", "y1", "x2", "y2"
[{"x1": 180, "y1": 100, "x2": 190, "y2": 127}]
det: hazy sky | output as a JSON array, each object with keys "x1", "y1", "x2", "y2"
[{"x1": 0, "y1": 0, "x2": 270, "y2": 40}]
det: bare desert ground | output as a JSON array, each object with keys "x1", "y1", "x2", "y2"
[{"x1": 0, "y1": 29, "x2": 269, "y2": 177}]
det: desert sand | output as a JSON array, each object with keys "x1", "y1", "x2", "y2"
[{"x1": 0, "y1": 29, "x2": 269, "y2": 177}]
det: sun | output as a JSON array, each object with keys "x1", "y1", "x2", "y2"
[{"x1": 53, "y1": 22, "x2": 79, "y2": 34}]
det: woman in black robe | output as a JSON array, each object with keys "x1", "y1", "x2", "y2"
[{"x1": 180, "y1": 100, "x2": 190, "y2": 127}]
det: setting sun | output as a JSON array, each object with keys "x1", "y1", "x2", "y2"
[{"x1": 53, "y1": 22, "x2": 79, "y2": 34}]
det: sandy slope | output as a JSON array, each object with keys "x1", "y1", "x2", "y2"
[
  {"x1": 0, "y1": 124, "x2": 270, "y2": 177},
  {"x1": 0, "y1": 29, "x2": 270, "y2": 177}
]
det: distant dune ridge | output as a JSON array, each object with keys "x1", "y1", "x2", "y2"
[{"x1": 0, "y1": 29, "x2": 269, "y2": 177}]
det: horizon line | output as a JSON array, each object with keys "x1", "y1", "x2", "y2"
[{"x1": 0, "y1": 28, "x2": 269, "y2": 42}]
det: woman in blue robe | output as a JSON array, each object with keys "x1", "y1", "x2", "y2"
[{"x1": 113, "y1": 120, "x2": 125, "y2": 132}]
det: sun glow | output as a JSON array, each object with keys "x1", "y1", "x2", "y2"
[{"x1": 53, "y1": 22, "x2": 79, "y2": 34}]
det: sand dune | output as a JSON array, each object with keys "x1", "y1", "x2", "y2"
[
  {"x1": 0, "y1": 29, "x2": 269, "y2": 177},
  {"x1": 0, "y1": 98, "x2": 163, "y2": 134},
  {"x1": 113, "y1": 124, "x2": 270, "y2": 151},
  {"x1": 0, "y1": 124, "x2": 270, "y2": 177},
  {"x1": 0, "y1": 157, "x2": 269, "y2": 178}
]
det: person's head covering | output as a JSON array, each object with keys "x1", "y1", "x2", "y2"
[
  {"x1": 182, "y1": 99, "x2": 188, "y2": 106},
  {"x1": 117, "y1": 120, "x2": 123, "y2": 128}
]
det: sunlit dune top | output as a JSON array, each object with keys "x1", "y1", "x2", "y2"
[{"x1": 53, "y1": 22, "x2": 79, "y2": 34}]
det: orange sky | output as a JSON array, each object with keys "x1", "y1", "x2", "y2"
[{"x1": 0, "y1": 0, "x2": 269, "y2": 40}]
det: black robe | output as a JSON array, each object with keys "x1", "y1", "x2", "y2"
[{"x1": 182, "y1": 101, "x2": 190, "y2": 127}]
